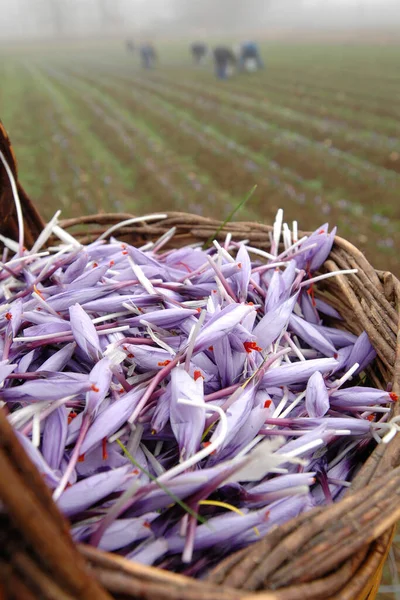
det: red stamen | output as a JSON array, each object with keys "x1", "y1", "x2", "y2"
[
  {"x1": 244, "y1": 341, "x2": 262, "y2": 353},
  {"x1": 5, "y1": 312, "x2": 12, "y2": 321},
  {"x1": 102, "y1": 437, "x2": 108, "y2": 460},
  {"x1": 389, "y1": 392, "x2": 399, "y2": 402},
  {"x1": 194, "y1": 370, "x2": 204, "y2": 381},
  {"x1": 264, "y1": 400, "x2": 272, "y2": 408},
  {"x1": 158, "y1": 360, "x2": 171, "y2": 367},
  {"x1": 91, "y1": 384, "x2": 100, "y2": 393},
  {"x1": 67, "y1": 410, "x2": 77, "y2": 424}
]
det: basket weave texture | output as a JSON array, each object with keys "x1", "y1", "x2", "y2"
[{"x1": 0, "y1": 122, "x2": 399, "y2": 600}]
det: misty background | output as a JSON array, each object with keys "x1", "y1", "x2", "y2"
[{"x1": 1, "y1": 0, "x2": 400, "y2": 41}]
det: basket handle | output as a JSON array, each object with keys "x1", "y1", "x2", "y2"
[{"x1": 0, "y1": 121, "x2": 44, "y2": 248}]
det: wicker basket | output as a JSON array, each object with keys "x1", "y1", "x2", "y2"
[{"x1": 0, "y1": 122, "x2": 399, "y2": 600}]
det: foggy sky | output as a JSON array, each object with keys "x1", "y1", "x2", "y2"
[{"x1": 1, "y1": 0, "x2": 400, "y2": 40}]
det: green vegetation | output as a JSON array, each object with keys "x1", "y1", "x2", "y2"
[{"x1": 0, "y1": 40, "x2": 399, "y2": 273}]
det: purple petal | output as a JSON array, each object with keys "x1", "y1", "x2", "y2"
[
  {"x1": 0, "y1": 360, "x2": 17, "y2": 385},
  {"x1": 306, "y1": 371, "x2": 330, "y2": 417},
  {"x1": 261, "y1": 357, "x2": 338, "y2": 387},
  {"x1": 195, "y1": 304, "x2": 255, "y2": 353},
  {"x1": 69, "y1": 304, "x2": 101, "y2": 362},
  {"x1": 57, "y1": 466, "x2": 131, "y2": 516},
  {"x1": 80, "y1": 387, "x2": 145, "y2": 455},
  {"x1": 86, "y1": 357, "x2": 113, "y2": 415},
  {"x1": 254, "y1": 293, "x2": 299, "y2": 350},
  {"x1": 289, "y1": 314, "x2": 336, "y2": 357},
  {"x1": 42, "y1": 406, "x2": 68, "y2": 470},
  {"x1": 39, "y1": 343, "x2": 76, "y2": 372},
  {"x1": 170, "y1": 367, "x2": 205, "y2": 460}
]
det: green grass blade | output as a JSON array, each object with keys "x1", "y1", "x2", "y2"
[
  {"x1": 116, "y1": 438, "x2": 208, "y2": 526},
  {"x1": 204, "y1": 184, "x2": 257, "y2": 249}
]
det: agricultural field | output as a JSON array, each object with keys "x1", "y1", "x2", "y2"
[{"x1": 0, "y1": 40, "x2": 399, "y2": 277}]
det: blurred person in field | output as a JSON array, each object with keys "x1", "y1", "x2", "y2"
[
  {"x1": 191, "y1": 42, "x2": 208, "y2": 65},
  {"x1": 126, "y1": 39, "x2": 135, "y2": 53},
  {"x1": 213, "y1": 46, "x2": 236, "y2": 80},
  {"x1": 239, "y1": 42, "x2": 264, "y2": 72},
  {"x1": 140, "y1": 43, "x2": 157, "y2": 69}
]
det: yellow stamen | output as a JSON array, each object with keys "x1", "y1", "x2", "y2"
[{"x1": 199, "y1": 500, "x2": 260, "y2": 536}]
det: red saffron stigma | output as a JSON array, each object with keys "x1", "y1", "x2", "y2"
[
  {"x1": 367, "y1": 414, "x2": 375, "y2": 422},
  {"x1": 264, "y1": 400, "x2": 272, "y2": 408},
  {"x1": 109, "y1": 260, "x2": 115, "y2": 266},
  {"x1": 78, "y1": 454, "x2": 85, "y2": 462},
  {"x1": 102, "y1": 437, "x2": 108, "y2": 460},
  {"x1": 389, "y1": 392, "x2": 399, "y2": 402},
  {"x1": 127, "y1": 353, "x2": 134, "y2": 358},
  {"x1": 132, "y1": 468, "x2": 140, "y2": 475},
  {"x1": 334, "y1": 353, "x2": 338, "y2": 359},
  {"x1": 237, "y1": 262, "x2": 242, "y2": 269},
  {"x1": 158, "y1": 360, "x2": 171, "y2": 367},
  {"x1": 91, "y1": 384, "x2": 100, "y2": 393},
  {"x1": 143, "y1": 521, "x2": 151, "y2": 529},
  {"x1": 122, "y1": 251, "x2": 128, "y2": 255},
  {"x1": 194, "y1": 370, "x2": 204, "y2": 381},
  {"x1": 5, "y1": 312, "x2": 12, "y2": 321},
  {"x1": 93, "y1": 262, "x2": 98, "y2": 268},
  {"x1": 318, "y1": 229, "x2": 325, "y2": 234},
  {"x1": 208, "y1": 346, "x2": 214, "y2": 351},
  {"x1": 68, "y1": 410, "x2": 77, "y2": 424},
  {"x1": 196, "y1": 307, "x2": 201, "y2": 313},
  {"x1": 244, "y1": 341, "x2": 262, "y2": 353}
]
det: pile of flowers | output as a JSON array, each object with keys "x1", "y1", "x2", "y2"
[{"x1": 0, "y1": 209, "x2": 396, "y2": 576}]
